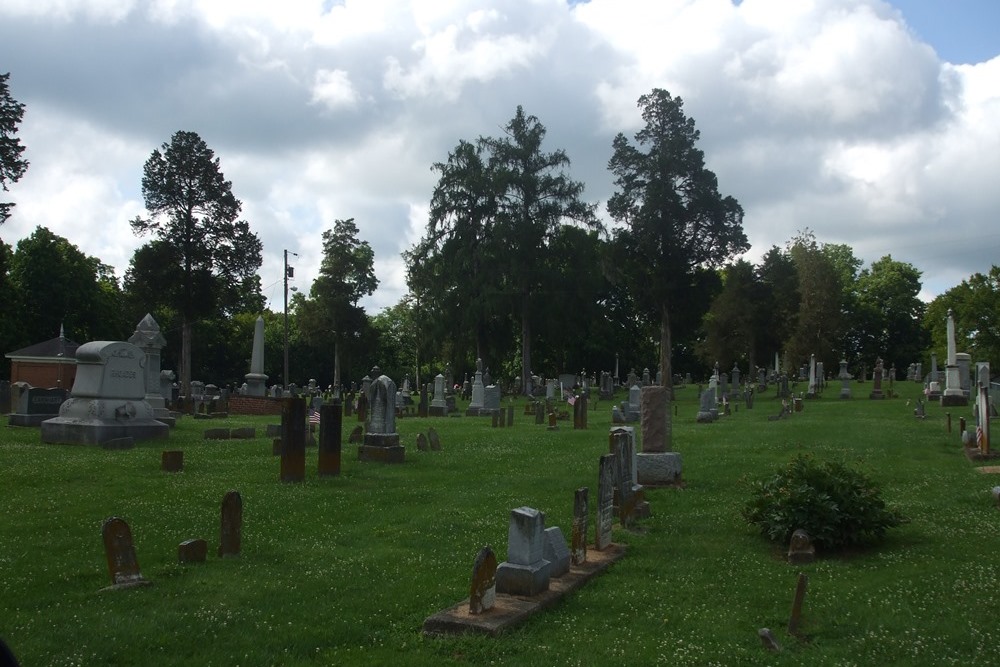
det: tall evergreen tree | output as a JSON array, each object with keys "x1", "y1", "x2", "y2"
[
  {"x1": 130, "y1": 130, "x2": 262, "y2": 395},
  {"x1": 0, "y1": 72, "x2": 29, "y2": 224},
  {"x1": 607, "y1": 89, "x2": 747, "y2": 389}
]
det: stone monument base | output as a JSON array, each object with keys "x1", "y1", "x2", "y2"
[
  {"x1": 496, "y1": 559, "x2": 551, "y2": 597},
  {"x1": 41, "y1": 416, "x2": 169, "y2": 446},
  {"x1": 696, "y1": 411, "x2": 716, "y2": 423},
  {"x1": 941, "y1": 393, "x2": 969, "y2": 407},
  {"x1": 636, "y1": 452, "x2": 683, "y2": 487},
  {"x1": 8, "y1": 413, "x2": 57, "y2": 427},
  {"x1": 358, "y1": 433, "x2": 405, "y2": 463},
  {"x1": 429, "y1": 405, "x2": 447, "y2": 417},
  {"x1": 869, "y1": 391, "x2": 884, "y2": 400}
]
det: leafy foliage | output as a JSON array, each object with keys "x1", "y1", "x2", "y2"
[
  {"x1": 0, "y1": 72, "x2": 28, "y2": 224},
  {"x1": 743, "y1": 455, "x2": 906, "y2": 550}
]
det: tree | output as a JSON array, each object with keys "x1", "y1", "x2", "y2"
[
  {"x1": 607, "y1": 88, "x2": 748, "y2": 389},
  {"x1": 130, "y1": 130, "x2": 262, "y2": 395},
  {"x1": 783, "y1": 231, "x2": 846, "y2": 369},
  {"x1": 756, "y1": 245, "x2": 800, "y2": 368},
  {"x1": 853, "y1": 255, "x2": 926, "y2": 370},
  {"x1": 0, "y1": 72, "x2": 29, "y2": 224},
  {"x1": 924, "y1": 266, "x2": 1000, "y2": 369},
  {"x1": 296, "y1": 218, "x2": 377, "y2": 392},
  {"x1": 485, "y1": 106, "x2": 598, "y2": 394},
  {"x1": 8, "y1": 226, "x2": 126, "y2": 346},
  {"x1": 700, "y1": 259, "x2": 764, "y2": 372},
  {"x1": 408, "y1": 108, "x2": 597, "y2": 391}
]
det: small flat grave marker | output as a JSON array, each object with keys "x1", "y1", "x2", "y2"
[{"x1": 178, "y1": 538, "x2": 207, "y2": 563}]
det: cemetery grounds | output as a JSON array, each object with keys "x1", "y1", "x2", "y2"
[{"x1": 2, "y1": 381, "x2": 999, "y2": 666}]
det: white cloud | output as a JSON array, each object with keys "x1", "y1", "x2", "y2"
[{"x1": 310, "y1": 68, "x2": 360, "y2": 110}]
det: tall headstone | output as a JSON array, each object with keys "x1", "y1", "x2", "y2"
[
  {"x1": 318, "y1": 400, "x2": 342, "y2": 477},
  {"x1": 869, "y1": 358, "x2": 885, "y2": 400},
  {"x1": 244, "y1": 315, "x2": 268, "y2": 397},
  {"x1": 571, "y1": 487, "x2": 588, "y2": 565},
  {"x1": 430, "y1": 374, "x2": 447, "y2": 416},
  {"x1": 359, "y1": 374, "x2": 404, "y2": 463},
  {"x1": 467, "y1": 359, "x2": 486, "y2": 416},
  {"x1": 595, "y1": 454, "x2": 615, "y2": 550},
  {"x1": 128, "y1": 313, "x2": 174, "y2": 425},
  {"x1": 495, "y1": 507, "x2": 551, "y2": 596},
  {"x1": 942, "y1": 309, "x2": 968, "y2": 406},
  {"x1": 483, "y1": 384, "x2": 501, "y2": 414},
  {"x1": 101, "y1": 517, "x2": 151, "y2": 589},
  {"x1": 41, "y1": 341, "x2": 170, "y2": 446},
  {"x1": 637, "y1": 385, "x2": 682, "y2": 486},
  {"x1": 806, "y1": 354, "x2": 818, "y2": 398},
  {"x1": 731, "y1": 364, "x2": 741, "y2": 400},
  {"x1": 626, "y1": 385, "x2": 641, "y2": 422},
  {"x1": 280, "y1": 397, "x2": 306, "y2": 482},
  {"x1": 218, "y1": 490, "x2": 242, "y2": 557},
  {"x1": 838, "y1": 359, "x2": 852, "y2": 399}
]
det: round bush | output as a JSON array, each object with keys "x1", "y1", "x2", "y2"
[{"x1": 742, "y1": 455, "x2": 906, "y2": 550}]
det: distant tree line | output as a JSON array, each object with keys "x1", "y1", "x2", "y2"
[{"x1": 0, "y1": 72, "x2": 995, "y2": 389}]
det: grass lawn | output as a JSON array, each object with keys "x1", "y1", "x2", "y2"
[{"x1": 2, "y1": 381, "x2": 998, "y2": 666}]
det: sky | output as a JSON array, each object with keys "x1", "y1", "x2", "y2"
[{"x1": 0, "y1": 0, "x2": 998, "y2": 318}]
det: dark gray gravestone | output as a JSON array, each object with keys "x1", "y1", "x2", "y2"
[
  {"x1": 178, "y1": 538, "x2": 207, "y2": 563},
  {"x1": 281, "y1": 397, "x2": 306, "y2": 482},
  {"x1": 595, "y1": 454, "x2": 615, "y2": 550},
  {"x1": 416, "y1": 433, "x2": 429, "y2": 451},
  {"x1": 101, "y1": 517, "x2": 151, "y2": 589},
  {"x1": 543, "y1": 526, "x2": 571, "y2": 578},
  {"x1": 469, "y1": 546, "x2": 497, "y2": 615},
  {"x1": 571, "y1": 487, "x2": 588, "y2": 565},
  {"x1": 8, "y1": 387, "x2": 67, "y2": 426},
  {"x1": 161, "y1": 450, "x2": 183, "y2": 472},
  {"x1": 218, "y1": 490, "x2": 242, "y2": 558}
]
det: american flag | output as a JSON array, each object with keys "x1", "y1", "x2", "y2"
[{"x1": 308, "y1": 409, "x2": 321, "y2": 425}]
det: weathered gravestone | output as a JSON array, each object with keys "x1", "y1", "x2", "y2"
[
  {"x1": 428, "y1": 427, "x2": 442, "y2": 451},
  {"x1": 542, "y1": 525, "x2": 571, "y2": 578},
  {"x1": 280, "y1": 397, "x2": 306, "y2": 482},
  {"x1": 8, "y1": 386, "x2": 67, "y2": 426},
  {"x1": 161, "y1": 450, "x2": 183, "y2": 472},
  {"x1": 637, "y1": 385, "x2": 682, "y2": 486},
  {"x1": 571, "y1": 487, "x2": 588, "y2": 565},
  {"x1": 41, "y1": 341, "x2": 169, "y2": 446},
  {"x1": 495, "y1": 507, "x2": 551, "y2": 596},
  {"x1": 483, "y1": 384, "x2": 501, "y2": 416},
  {"x1": 178, "y1": 538, "x2": 207, "y2": 564},
  {"x1": 359, "y1": 374, "x2": 405, "y2": 463},
  {"x1": 218, "y1": 490, "x2": 242, "y2": 557},
  {"x1": 318, "y1": 400, "x2": 342, "y2": 477},
  {"x1": 696, "y1": 388, "x2": 717, "y2": 423},
  {"x1": 416, "y1": 433, "x2": 429, "y2": 451},
  {"x1": 469, "y1": 546, "x2": 498, "y2": 615},
  {"x1": 430, "y1": 374, "x2": 448, "y2": 416},
  {"x1": 595, "y1": 454, "x2": 615, "y2": 550},
  {"x1": 467, "y1": 360, "x2": 486, "y2": 416},
  {"x1": 101, "y1": 516, "x2": 151, "y2": 589},
  {"x1": 348, "y1": 425, "x2": 364, "y2": 443},
  {"x1": 787, "y1": 529, "x2": 815, "y2": 565}
]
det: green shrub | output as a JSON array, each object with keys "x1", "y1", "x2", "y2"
[{"x1": 742, "y1": 455, "x2": 906, "y2": 550}]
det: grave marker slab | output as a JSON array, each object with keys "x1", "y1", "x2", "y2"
[
  {"x1": 101, "y1": 517, "x2": 151, "y2": 589},
  {"x1": 571, "y1": 487, "x2": 588, "y2": 565},
  {"x1": 495, "y1": 507, "x2": 552, "y2": 596},
  {"x1": 281, "y1": 397, "x2": 306, "y2": 482},
  {"x1": 428, "y1": 427, "x2": 441, "y2": 451},
  {"x1": 161, "y1": 450, "x2": 183, "y2": 472},
  {"x1": 178, "y1": 538, "x2": 207, "y2": 563},
  {"x1": 318, "y1": 400, "x2": 342, "y2": 477},
  {"x1": 469, "y1": 546, "x2": 498, "y2": 615},
  {"x1": 595, "y1": 454, "x2": 615, "y2": 550},
  {"x1": 218, "y1": 490, "x2": 242, "y2": 558}
]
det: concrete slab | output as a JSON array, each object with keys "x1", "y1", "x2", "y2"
[{"x1": 422, "y1": 543, "x2": 627, "y2": 637}]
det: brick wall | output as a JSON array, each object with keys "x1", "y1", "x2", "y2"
[{"x1": 229, "y1": 395, "x2": 284, "y2": 415}]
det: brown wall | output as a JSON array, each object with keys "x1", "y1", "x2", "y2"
[
  {"x1": 229, "y1": 395, "x2": 284, "y2": 416},
  {"x1": 10, "y1": 360, "x2": 77, "y2": 389}
]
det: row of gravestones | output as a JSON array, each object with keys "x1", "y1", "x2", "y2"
[
  {"x1": 458, "y1": 425, "x2": 651, "y2": 616},
  {"x1": 101, "y1": 490, "x2": 242, "y2": 590}
]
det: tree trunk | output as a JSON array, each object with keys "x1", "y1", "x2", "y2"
[
  {"x1": 660, "y1": 301, "x2": 673, "y2": 395},
  {"x1": 333, "y1": 338, "x2": 341, "y2": 398},
  {"x1": 521, "y1": 291, "x2": 531, "y2": 396},
  {"x1": 181, "y1": 317, "x2": 192, "y2": 399}
]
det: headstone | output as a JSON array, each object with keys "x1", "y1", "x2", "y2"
[
  {"x1": 595, "y1": 454, "x2": 615, "y2": 550},
  {"x1": 626, "y1": 385, "x2": 641, "y2": 422},
  {"x1": 571, "y1": 487, "x2": 588, "y2": 565},
  {"x1": 483, "y1": 384, "x2": 501, "y2": 415},
  {"x1": 696, "y1": 388, "x2": 717, "y2": 423},
  {"x1": 942, "y1": 309, "x2": 968, "y2": 406},
  {"x1": 40, "y1": 341, "x2": 170, "y2": 446},
  {"x1": 161, "y1": 450, "x2": 183, "y2": 472},
  {"x1": 318, "y1": 400, "x2": 342, "y2": 477},
  {"x1": 467, "y1": 359, "x2": 486, "y2": 415},
  {"x1": 788, "y1": 573, "x2": 809, "y2": 637},
  {"x1": 806, "y1": 354, "x2": 818, "y2": 398},
  {"x1": 218, "y1": 490, "x2": 242, "y2": 557},
  {"x1": 101, "y1": 517, "x2": 151, "y2": 589},
  {"x1": 542, "y1": 526, "x2": 571, "y2": 578},
  {"x1": 430, "y1": 374, "x2": 447, "y2": 416},
  {"x1": 469, "y1": 546, "x2": 498, "y2": 615},
  {"x1": 506, "y1": 403, "x2": 514, "y2": 427},
  {"x1": 359, "y1": 374, "x2": 405, "y2": 463},
  {"x1": 637, "y1": 385, "x2": 682, "y2": 486},
  {"x1": 280, "y1": 397, "x2": 306, "y2": 482},
  {"x1": 495, "y1": 507, "x2": 551, "y2": 596},
  {"x1": 838, "y1": 359, "x2": 852, "y2": 399},
  {"x1": 428, "y1": 427, "x2": 441, "y2": 451},
  {"x1": 230, "y1": 427, "x2": 255, "y2": 440},
  {"x1": 127, "y1": 314, "x2": 174, "y2": 427},
  {"x1": 535, "y1": 401, "x2": 545, "y2": 425},
  {"x1": 8, "y1": 386, "x2": 68, "y2": 426},
  {"x1": 204, "y1": 427, "x2": 230, "y2": 440},
  {"x1": 928, "y1": 352, "x2": 942, "y2": 399},
  {"x1": 348, "y1": 425, "x2": 363, "y2": 443},
  {"x1": 869, "y1": 358, "x2": 885, "y2": 400},
  {"x1": 787, "y1": 529, "x2": 815, "y2": 564},
  {"x1": 416, "y1": 433, "x2": 429, "y2": 451},
  {"x1": 178, "y1": 538, "x2": 207, "y2": 564}
]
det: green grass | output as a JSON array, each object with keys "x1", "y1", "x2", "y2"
[{"x1": 2, "y1": 383, "x2": 998, "y2": 666}]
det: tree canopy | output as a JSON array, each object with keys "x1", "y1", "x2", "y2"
[{"x1": 0, "y1": 72, "x2": 29, "y2": 224}]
